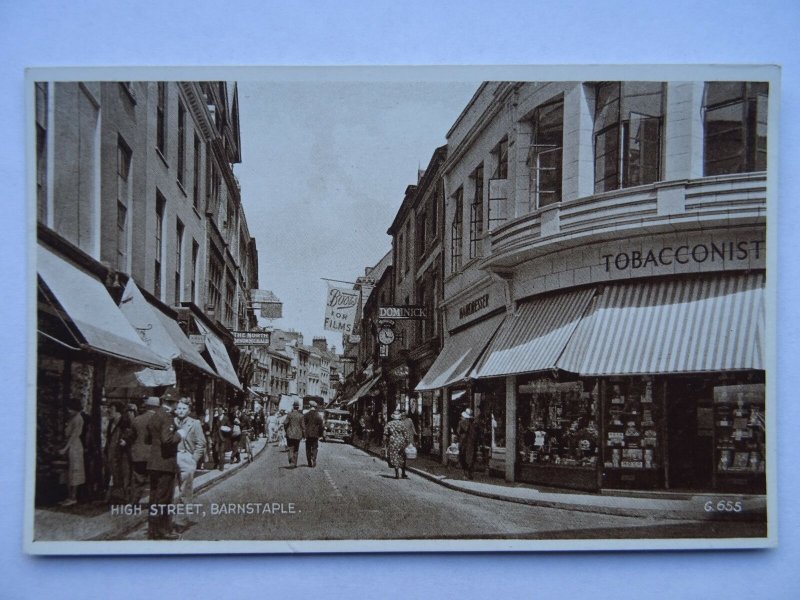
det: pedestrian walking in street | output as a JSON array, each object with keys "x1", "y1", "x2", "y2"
[
  {"x1": 105, "y1": 400, "x2": 133, "y2": 503},
  {"x1": 173, "y1": 397, "x2": 206, "y2": 532},
  {"x1": 145, "y1": 396, "x2": 185, "y2": 540},
  {"x1": 283, "y1": 401, "x2": 305, "y2": 468},
  {"x1": 57, "y1": 398, "x2": 85, "y2": 506},
  {"x1": 383, "y1": 408, "x2": 411, "y2": 480},
  {"x1": 277, "y1": 409, "x2": 288, "y2": 449},
  {"x1": 267, "y1": 411, "x2": 279, "y2": 443},
  {"x1": 213, "y1": 407, "x2": 232, "y2": 471},
  {"x1": 302, "y1": 401, "x2": 324, "y2": 467},
  {"x1": 457, "y1": 409, "x2": 480, "y2": 480},
  {"x1": 401, "y1": 410, "x2": 417, "y2": 449},
  {"x1": 129, "y1": 396, "x2": 158, "y2": 504}
]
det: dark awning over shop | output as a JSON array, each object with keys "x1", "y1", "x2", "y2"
[
  {"x1": 346, "y1": 375, "x2": 382, "y2": 407},
  {"x1": 473, "y1": 287, "x2": 596, "y2": 379},
  {"x1": 37, "y1": 245, "x2": 168, "y2": 370},
  {"x1": 415, "y1": 313, "x2": 505, "y2": 391},
  {"x1": 558, "y1": 272, "x2": 765, "y2": 375}
]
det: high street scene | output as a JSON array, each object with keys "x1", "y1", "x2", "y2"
[{"x1": 29, "y1": 72, "x2": 773, "y2": 551}]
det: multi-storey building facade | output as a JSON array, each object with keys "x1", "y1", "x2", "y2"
[
  {"x1": 417, "y1": 80, "x2": 768, "y2": 495},
  {"x1": 34, "y1": 80, "x2": 260, "y2": 505}
]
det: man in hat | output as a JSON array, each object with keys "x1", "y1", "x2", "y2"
[
  {"x1": 145, "y1": 396, "x2": 186, "y2": 540},
  {"x1": 129, "y1": 396, "x2": 159, "y2": 504},
  {"x1": 457, "y1": 408, "x2": 480, "y2": 480},
  {"x1": 302, "y1": 401, "x2": 324, "y2": 467},
  {"x1": 283, "y1": 401, "x2": 305, "y2": 468}
]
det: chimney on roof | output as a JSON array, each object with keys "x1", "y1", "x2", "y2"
[{"x1": 312, "y1": 337, "x2": 328, "y2": 352}]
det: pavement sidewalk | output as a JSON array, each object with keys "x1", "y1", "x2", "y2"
[
  {"x1": 33, "y1": 437, "x2": 269, "y2": 542},
  {"x1": 352, "y1": 438, "x2": 767, "y2": 522}
]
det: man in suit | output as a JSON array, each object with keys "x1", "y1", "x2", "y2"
[
  {"x1": 129, "y1": 396, "x2": 159, "y2": 504},
  {"x1": 283, "y1": 401, "x2": 305, "y2": 468},
  {"x1": 302, "y1": 401, "x2": 325, "y2": 467},
  {"x1": 173, "y1": 397, "x2": 206, "y2": 532},
  {"x1": 146, "y1": 396, "x2": 185, "y2": 540}
]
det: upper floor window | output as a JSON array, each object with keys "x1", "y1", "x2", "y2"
[
  {"x1": 450, "y1": 188, "x2": 464, "y2": 274},
  {"x1": 174, "y1": 219, "x2": 184, "y2": 305},
  {"x1": 703, "y1": 82, "x2": 768, "y2": 176},
  {"x1": 492, "y1": 137, "x2": 508, "y2": 179},
  {"x1": 156, "y1": 82, "x2": 167, "y2": 156},
  {"x1": 116, "y1": 138, "x2": 132, "y2": 272},
  {"x1": 398, "y1": 232, "x2": 404, "y2": 276},
  {"x1": 469, "y1": 164, "x2": 484, "y2": 259},
  {"x1": 193, "y1": 134, "x2": 201, "y2": 209},
  {"x1": 594, "y1": 82, "x2": 664, "y2": 193},
  {"x1": 190, "y1": 240, "x2": 199, "y2": 304},
  {"x1": 529, "y1": 99, "x2": 564, "y2": 208},
  {"x1": 154, "y1": 192, "x2": 166, "y2": 299},
  {"x1": 35, "y1": 82, "x2": 48, "y2": 224},
  {"x1": 177, "y1": 102, "x2": 186, "y2": 186},
  {"x1": 417, "y1": 211, "x2": 427, "y2": 259},
  {"x1": 430, "y1": 182, "x2": 440, "y2": 239},
  {"x1": 404, "y1": 221, "x2": 411, "y2": 273}
]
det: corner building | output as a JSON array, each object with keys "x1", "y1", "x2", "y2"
[{"x1": 417, "y1": 81, "x2": 768, "y2": 494}]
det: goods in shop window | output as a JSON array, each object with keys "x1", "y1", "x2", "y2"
[
  {"x1": 624, "y1": 421, "x2": 640, "y2": 437},
  {"x1": 644, "y1": 448, "x2": 655, "y2": 469}
]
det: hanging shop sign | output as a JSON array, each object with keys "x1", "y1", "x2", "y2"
[
  {"x1": 233, "y1": 331, "x2": 271, "y2": 346},
  {"x1": 378, "y1": 305, "x2": 427, "y2": 320},
  {"x1": 189, "y1": 334, "x2": 205, "y2": 351},
  {"x1": 324, "y1": 284, "x2": 360, "y2": 334}
]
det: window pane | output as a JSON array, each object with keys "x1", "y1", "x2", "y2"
[
  {"x1": 622, "y1": 82, "x2": 664, "y2": 119},
  {"x1": 594, "y1": 125, "x2": 619, "y2": 192},
  {"x1": 705, "y1": 82, "x2": 745, "y2": 107},
  {"x1": 754, "y1": 93, "x2": 768, "y2": 171},
  {"x1": 624, "y1": 115, "x2": 661, "y2": 187},
  {"x1": 594, "y1": 83, "x2": 620, "y2": 131},
  {"x1": 704, "y1": 101, "x2": 745, "y2": 175}
]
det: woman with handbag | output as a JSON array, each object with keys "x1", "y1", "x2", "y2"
[{"x1": 383, "y1": 408, "x2": 412, "y2": 479}]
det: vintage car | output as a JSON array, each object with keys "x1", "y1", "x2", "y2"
[{"x1": 322, "y1": 409, "x2": 353, "y2": 443}]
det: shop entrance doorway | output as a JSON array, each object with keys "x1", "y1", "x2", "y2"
[{"x1": 667, "y1": 380, "x2": 714, "y2": 490}]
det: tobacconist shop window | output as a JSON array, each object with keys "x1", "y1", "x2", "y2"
[{"x1": 703, "y1": 81, "x2": 768, "y2": 176}]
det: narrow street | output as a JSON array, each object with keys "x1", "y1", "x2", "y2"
[{"x1": 125, "y1": 441, "x2": 764, "y2": 541}]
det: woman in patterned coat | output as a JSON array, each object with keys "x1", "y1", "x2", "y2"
[{"x1": 383, "y1": 409, "x2": 411, "y2": 479}]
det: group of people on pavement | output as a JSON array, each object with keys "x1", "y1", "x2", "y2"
[{"x1": 56, "y1": 392, "x2": 265, "y2": 539}]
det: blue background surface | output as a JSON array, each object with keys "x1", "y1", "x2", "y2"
[{"x1": 1, "y1": 1, "x2": 798, "y2": 598}]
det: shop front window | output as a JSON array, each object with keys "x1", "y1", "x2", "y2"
[
  {"x1": 517, "y1": 378, "x2": 598, "y2": 468},
  {"x1": 604, "y1": 377, "x2": 662, "y2": 476},
  {"x1": 713, "y1": 384, "x2": 765, "y2": 483}
]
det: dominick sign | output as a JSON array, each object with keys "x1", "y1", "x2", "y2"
[{"x1": 378, "y1": 305, "x2": 427, "y2": 320}]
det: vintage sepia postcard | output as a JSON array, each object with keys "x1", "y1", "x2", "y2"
[{"x1": 24, "y1": 65, "x2": 779, "y2": 554}]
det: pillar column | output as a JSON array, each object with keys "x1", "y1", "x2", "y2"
[
  {"x1": 505, "y1": 374, "x2": 516, "y2": 482},
  {"x1": 441, "y1": 387, "x2": 450, "y2": 466}
]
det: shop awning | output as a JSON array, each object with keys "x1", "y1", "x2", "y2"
[
  {"x1": 473, "y1": 287, "x2": 596, "y2": 378},
  {"x1": 37, "y1": 246, "x2": 168, "y2": 370},
  {"x1": 558, "y1": 272, "x2": 765, "y2": 375},
  {"x1": 415, "y1": 313, "x2": 505, "y2": 391},
  {"x1": 194, "y1": 318, "x2": 243, "y2": 389},
  {"x1": 346, "y1": 375, "x2": 382, "y2": 406},
  {"x1": 107, "y1": 280, "x2": 216, "y2": 387}
]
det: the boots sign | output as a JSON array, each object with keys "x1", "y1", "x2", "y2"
[{"x1": 324, "y1": 284, "x2": 360, "y2": 334}]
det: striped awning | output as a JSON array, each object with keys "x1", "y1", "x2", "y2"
[
  {"x1": 415, "y1": 313, "x2": 505, "y2": 391},
  {"x1": 474, "y1": 287, "x2": 596, "y2": 378},
  {"x1": 346, "y1": 375, "x2": 382, "y2": 406},
  {"x1": 558, "y1": 272, "x2": 765, "y2": 375}
]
